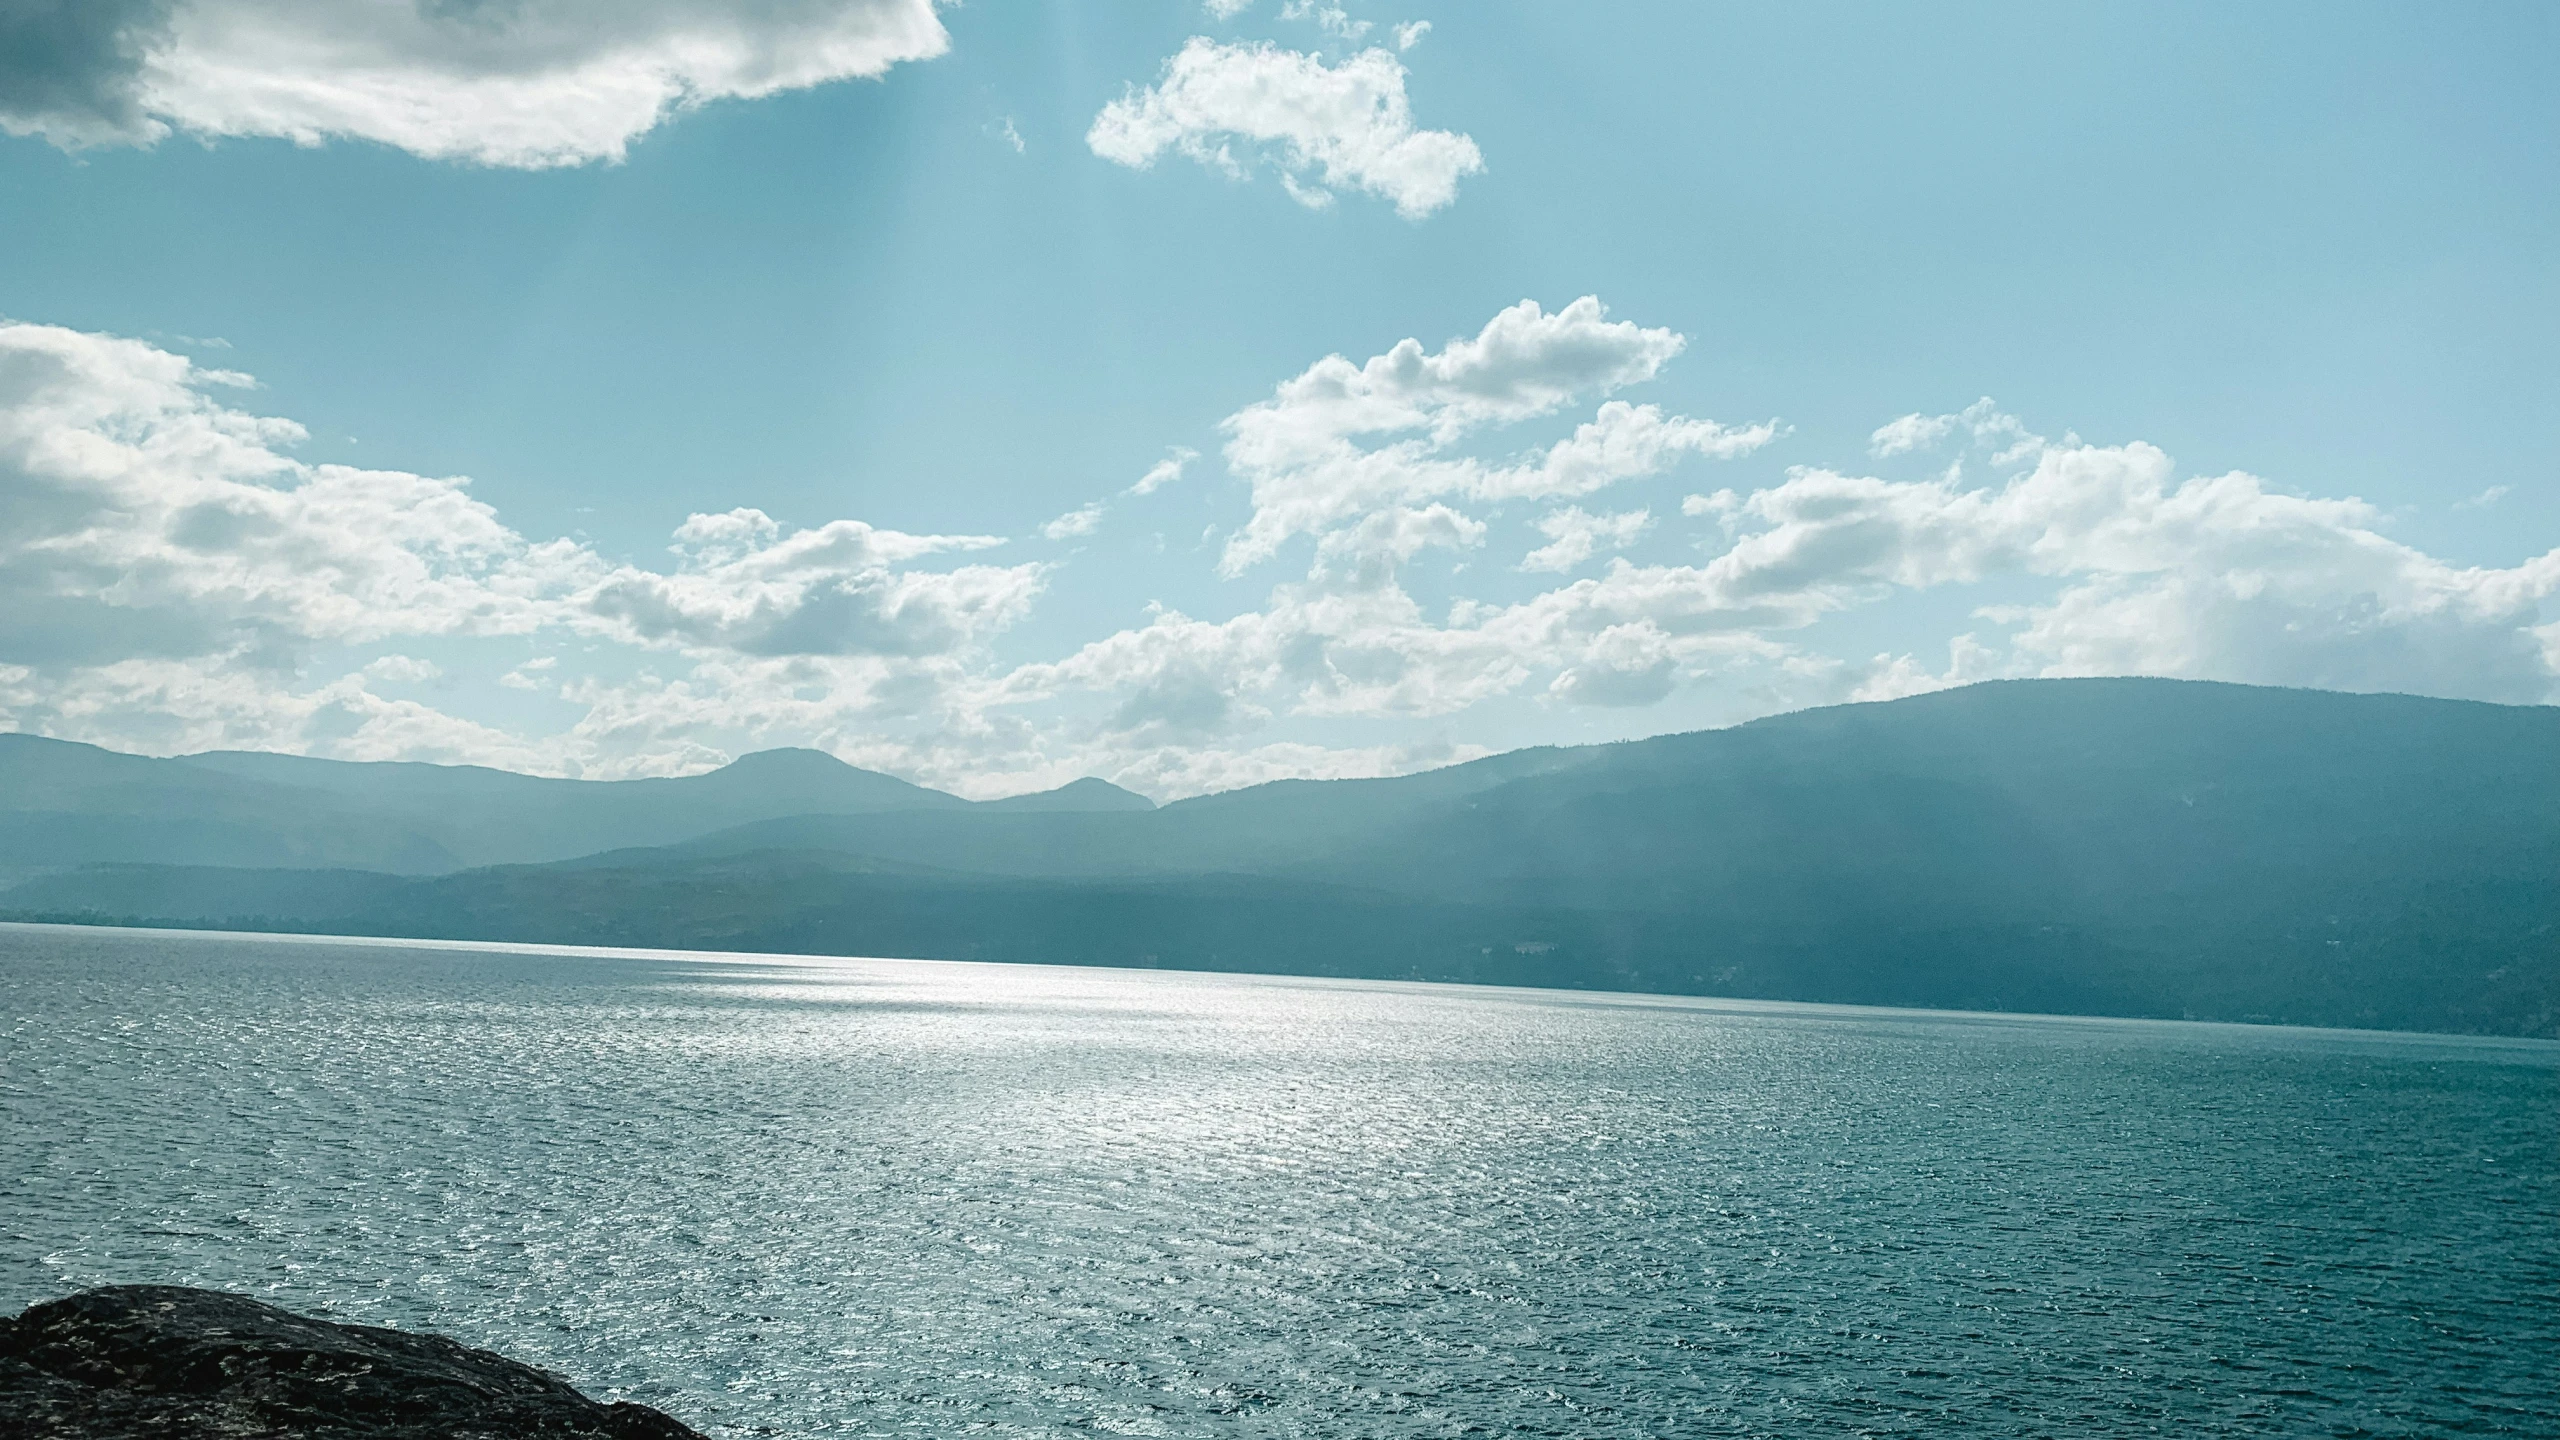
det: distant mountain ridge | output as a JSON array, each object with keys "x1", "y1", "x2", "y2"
[
  {"x1": 0, "y1": 735, "x2": 1148, "y2": 880},
  {"x1": 4, "y1": 679, "x2": 2555, "y2": 1037}
]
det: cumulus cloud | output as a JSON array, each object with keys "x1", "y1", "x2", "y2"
[
  {"x1": 1521, "y1": 506, "x2": 1653, "y2": 573},
  {"x1": 0, "y1": 0, "x2": 175, "y2": 146},
  {"x1": 1008, "y1": 546, "x2": 1801, "y2": 738},
  {"x1": 1087, "y1": 37, "x2": 1482, "y2": 218},
  {"x1": 6, "y1": 316, "x2": 2553, "y2": 801},
  {"x1": 1004, "y1": 363, "x2": 2559, "y2": 771},
  {"x1": 0, "y1": 0, "x2": 950, "y2": 166},
  {"x1": 0, "y1": 321, "x2": 1042, "y2": 776},
  {"x1": 1869, "y1": 397, "x2": 2045, "y2": 467},
  {"x1": 1683, "y1": 419, "x2": 2560, "y2": 702},
  {"x1": 996, "y1": 299, "x2": 1782, "y2": 737},
  {"x1": 1218, "y1": 296, "x2": 1773, "y2": 572},
  {"x1": 0, "y1": 321, "x2": 579, "y2": 669},
  {"x1": 1869, "y1": 410, "x2": 1957, "y2": 458},
  {"x1": 582, "y1": 508, "x2": 1032, "y2": 659},
  {"x1": 0, "y1": 650, "x2": 567, "y2": 770}
]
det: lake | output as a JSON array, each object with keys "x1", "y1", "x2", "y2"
[{"x1": 3, "y1": 922, "x2": 2554, "y2": 1436}]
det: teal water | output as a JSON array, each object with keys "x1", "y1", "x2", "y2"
[{"x1": 2, "y1": 923, "x2": 2554, "y2": 1437}]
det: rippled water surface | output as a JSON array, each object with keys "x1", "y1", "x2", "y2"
[{"x1": 4, "y1": 924, "x2": 2555, "y2": 1437}]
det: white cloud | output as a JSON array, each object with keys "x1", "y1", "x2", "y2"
[
  {"x1": 1479, "y1": 403, "x2": 1776, "y2": 502},
  {"x1": 1279, "y1": 1, "x2": 1370, "y2": 41},
  {"x1": 1007, "y1": 546, "x2": 1805, "y2": 736},
  {"x1": 1125, "y1": 447, "x2": 1199, "y2": 497},
  {"x1": 1869, "y1": 397, "x2": 2045, "y2": 466},
  {"x1": 6, "y1": 318, "x2": 2553, "y2": 802},
  {"x1": 0, "y1": 321, "x2": 1045, "y2": 777},
  {"x1": 1869, "y1": 396, "x2": 2041, "y2": 459},
  {"x1": 1521, "y1": 506, "x2": 1653, "y2": 573},
  {"x1": 1869, "y1": 411, "x2": 1956, "y2": 457},
  {"x1": 498, "y1": 655, "x2": 559, "y2": 691},
  {"x1": 364, "y1": 653, "x2": 441, "y2": 684},
  {"x1": 0, "y1": 321, "x2": 583, "y2": 669},
  {"x1": 1217, "y1": 296, "x2": 1771, "y2": 572},
  {"x1": 1087, "y1": 37, "x2": 1482, "y2": 219},
  {"x1": 581, "y1": 508, "x2": 1035, "y2": 659},
  {"x1": 996, "y1": 298, "x2": 1783, "y2": 734},
  {"x1": 1394, "y1": 21, "x2": 1431, "y2": 50},
  {"x1": 1, "y1": 0, "x2": 950, "y2": 166},
  {"x1": 1700, "y1": 432, "x2": 2560, "y2": 702},
  {"x1": 1042, "y1": 502, "x2": 1105, "y2": 541},
  {"x1": 1842, "y1": 636, "x2": 2006, "y2": 705},
  {"x1": 1023, "y1": 449, "x2": 1203, "y2": 547},
  {"x1": 1203, "y1": 0, "x2": 1253, "y2": 17},
  {"x1": 2457, "y1": 484, "x2": 2511, "y2": 510},
  {"x1": 998, "y1": 374, "x2": 2559, "y2": 772},
  {"x1": 1007, "y1": 587, "x2": 1510, "y2": 732},
  {"x1": 0, "y1": 648, "x2": 568, "y2": 771}
]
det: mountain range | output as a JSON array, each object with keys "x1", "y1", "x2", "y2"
[{"x1": 4, "y1": 678, "x2": 2554, "y2": 1037}]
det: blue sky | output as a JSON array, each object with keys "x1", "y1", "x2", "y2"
[{"x1": 1, "y1": 0, "x2": 2554, "y2": 795}]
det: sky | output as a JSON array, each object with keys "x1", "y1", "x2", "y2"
[{"x1": 1, "y1": 0, "x2": 2555, "y2": 798}]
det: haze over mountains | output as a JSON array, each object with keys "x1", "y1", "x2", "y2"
[
  {"x1": 5, "y1": 679, "x2": 2555, "y2": 1038},
  {"x1": 0, "y1": 738, "x2": 1148, "y2": 879}
]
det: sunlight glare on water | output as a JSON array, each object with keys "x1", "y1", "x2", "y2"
[{"x1": 3, "y1": 924, "x2": 2555, "y2": 1437}]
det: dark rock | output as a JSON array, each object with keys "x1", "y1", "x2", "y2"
[{"x1": 0, "y1": 1285, "x2": 710, "y2": 1439}]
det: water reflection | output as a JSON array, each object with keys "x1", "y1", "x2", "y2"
[{"x1": 5, "y1": 923, "x2": 2555, "y2": 1438}]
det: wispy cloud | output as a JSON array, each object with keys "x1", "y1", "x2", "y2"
[
  {"x1": 1280, "y1": 1, "x2": 1371, "y2": 41},
  {"x1": 1126, "y1": 448, "x2": 1200, "y2": 497},
  {"x1": 1042, "y1": 503, "x2": 1106, "y2": 541}
]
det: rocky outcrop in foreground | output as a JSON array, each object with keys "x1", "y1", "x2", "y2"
[{"x1": 0, "y1": 1285, "x2": 708, "y2": 1439}]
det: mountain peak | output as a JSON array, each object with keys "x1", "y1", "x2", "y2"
[
  {"x1": 716, "y1": 747, "x2": 857, "y2": 776},
  {"x1": 693, "y1": 749, "x2": 969, "y2": 810},
  {"x1": 978, "y1": 777, "x2": 1156, "y2": 813}
]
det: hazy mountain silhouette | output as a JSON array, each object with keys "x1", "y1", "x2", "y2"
[
  {"x1": 0, "y1": 737, "x2": 1128, "y2": 878},
  {"x1": 5, "y1": 679, "x2": 2554, "y2": 1035},
  {"x1": 976, "y1": 777, "x2": 1156, "y2": 812}
]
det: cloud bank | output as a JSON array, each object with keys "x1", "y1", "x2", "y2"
[
  {"x1": 0, "y1": 0, "x2": 949, "y2": 165},
  {"x1": 0, "y1": 320, "x2": 1039, "y2": 773},
  {"x1": 3, "y1": 308, "x2": 2553, "y2": 798}
]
